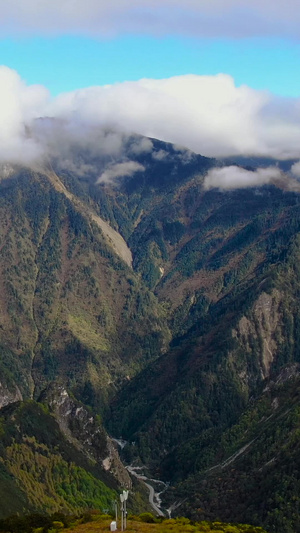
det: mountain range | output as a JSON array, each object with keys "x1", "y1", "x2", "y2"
[{"x1": 0, "y1": 133, "x2": 300, "y2": 532}]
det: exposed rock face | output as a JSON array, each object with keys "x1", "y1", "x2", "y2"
[
  {"x1": 0, "y1": 381, "x2": 22, "y2": 409},
  {"x1": 234, "y1": 290, "x2": 282, "y2": 378},
  {"x1": 264, "y1": 363, "x2": 300, "y2": 392},
  {"x1": 275, "y1": 363, "x2": 300, "y2": 384},
  {"x1": 254, "y1": 291, "x2": 282, "y2": 377},
  {"x1": 40, "y1": 383, "x2": 131, "y2": 488},
  {"x1": 46, "y1": 170, "x2": 132, "y2": 267}
]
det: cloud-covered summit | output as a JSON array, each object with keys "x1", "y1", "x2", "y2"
[
  {"x1": 2, "y1": 67, "x2": 300, "y2": 166},
  {"x1": 0, "y1": 66, "x2": 48, "y2": 164},
  {"x1": 1, "y1": 0, "x2": 300, "y2": 40},
  {"x1": 1, "y1": 64, "x2": 300, "y2": 194},
  {"x1": 53, "y1": 74, "x2": 300, "y2": 160}
]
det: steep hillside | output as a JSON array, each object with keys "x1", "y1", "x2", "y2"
[
  {"x1": 1, "y1": 136, "x2": 300, "y2": 529},
  {"x1": 108, "y1": 183, "x2": 300, "y2": 451},
  {"x1": 0, "y1": 392, "x2": 119, "y2": 518},
  {"x1": 171, "y1": 367, "x2": 300, "y2": 532},
  {"x1": 100, "y1": 149, "x2": 300, "y2": 532},
  {"x1": 0, "y1": 166, "x2": 169, "y2": 411}
]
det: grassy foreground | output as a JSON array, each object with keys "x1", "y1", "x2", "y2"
[
  {"x1": 0, "y1": 512, "x2": 267, "y2": 533},
  {"x1": 64, "y1": 514, "x2": 267, "y2": 533}
]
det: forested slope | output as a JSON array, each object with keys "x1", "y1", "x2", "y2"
[
  {"x1": 0, "y1": 136, "x2": 300, "y2": 530},
  {"x1": 0, "y1": 166, "x2": 169, "y2": 412}
]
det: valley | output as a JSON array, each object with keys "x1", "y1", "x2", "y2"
[{"x1": 0, "y1": 137, "x2": 300, "y2": 531}]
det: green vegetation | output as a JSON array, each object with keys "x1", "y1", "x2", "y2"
[
  {"x1": 2, "y1": 141, "x2": 300, "y2": 531},
  {"x1": 170, "y1": 374, "x2": 300, "y2": 532},
  {"x1": 0, "y1": 168, "x2": 170, "y2": 410},
  {"x1": 0, "y1": 512, "x2": 268, "y2": 533},
  {"x1": 5, "y1": 439, "x2": 114, "y2": 513},
  {"x1": 0, "y1": 401, "x2": 118, "y2": 518}
]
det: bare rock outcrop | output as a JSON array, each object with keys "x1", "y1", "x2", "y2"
[
  {"x1": 233, "y1": 290, "x2": 283, "y2": 379},
  {"x1": 0, "y1": 381, "x2": 22, "y2": 409},
  {"x1": 40, "y1": 383, "x2": 131, "y2": 488}
]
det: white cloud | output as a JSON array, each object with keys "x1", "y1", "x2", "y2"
[
  {"x1": 2, "y1": 68, "x2": 300, "y2": 171},
  {"x1": 49, "y1": 74, "x2": 300, "y2": 160},
  {"x1": 152, "y1": 149, "x2": 168, "y2": 161},
  {"x1": 203, "y1": 166, "x2": 282, "y2": 190},
  {"x1": 1, "y1": 0, "x2": 300, "y2": 39},
  {"x1": 291, "y1": 161, "x2": 300, "y2": 178},
  {"x1": 128, "y1": 137, "x2": 153, "y2": 155},
  {"x1": 96, "y1": 161, "x2": 145, "y2": 183},
  {"x1": 0, "y1": 66, "x2": 49, "y2": 164},
  {"x1": 203, "y1": 165, "x2": 300, "y2": 192}
]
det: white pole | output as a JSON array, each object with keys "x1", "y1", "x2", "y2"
[
  {"x1": 120, "y1": 493, "x2": 125, "y2": 532},
  {"x1": 123, "y1": 490, "x2": 129, "y2": 530},
  {"x1": 124, "y1": 499, "x2": 126, "y2": 530}
]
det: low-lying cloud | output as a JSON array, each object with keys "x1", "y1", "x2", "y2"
[
  {"x1": 0, "y1": 66, "x2": 48, "y2": 164},
  {"x1": 1, "y1": 0, "x2": 300, "y2": 40},
  {"x1": 128, "y1": 137, "x2": 153, "y2": 155},
  {"x1": 50, "y1": 75, "x2": 247, "y2": 157},
  {"x1": 49, "y1": 74, "x2": 300, "y2": 160},
  {"x1": 203, "y1": 166, "x2": 282, "y2": 190},
  {"x1": 2, "y1": 67, "x2": 300, "y2": 177},
  {"x1": 96, "y1": 161, "x2": 145, "y2": 183},
  {"x1": 203, "y1": 165, "x2": 300, "y2": 192},
  {"x1": 291, "y1": 161, "x2": 300, "y2": 178}
]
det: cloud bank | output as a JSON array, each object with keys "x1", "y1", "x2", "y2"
[
  {"x1": 2, "y1": 67, "x2": 300, "y2": 182},
  {"x1": 1, "y1": 0, "x2": 300, "y2": 39},
  {"x1": 203, "y1": 165, "x2": 300, "y2": 192},
  {"x1": 0, "y1": 66, "x2": 49, "y2": 164},
  {"x1": 48, "y1": 74, "x2": 300, "y2": 160},
  {"x1": 203, "y1": 166, "x2": 280, "y2": 190}
]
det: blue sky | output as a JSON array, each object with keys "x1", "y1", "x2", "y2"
[
  {"x1": 1, "y1": 0, "x2": 300, "y2": 97},
  {"x1": 1, "y1": 0, "x2": 300, "y2": 165},
  {"x1": 1, "y1": 35, "x2": 300, "y2": 97}
]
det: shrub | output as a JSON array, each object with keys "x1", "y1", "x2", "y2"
[{"x1": 139, "y1": 512, "x2": 156, "y2": 523}]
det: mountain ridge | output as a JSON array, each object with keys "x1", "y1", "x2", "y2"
[{"x1": 0, "y1": 136, "x2": 300, "y2": 530}]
